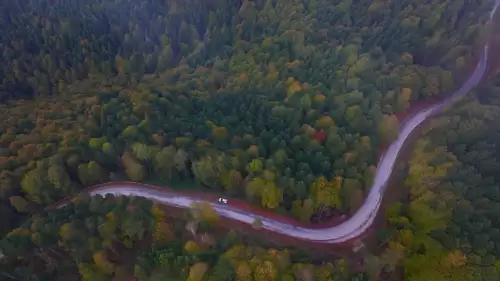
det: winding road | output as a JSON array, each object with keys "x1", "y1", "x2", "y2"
[{"x1": 74, "y1": 1, "x2": 500, "y2": 244}]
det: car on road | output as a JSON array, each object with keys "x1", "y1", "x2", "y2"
[{"x1": 218, "y1": 197, "x2": 228, "y2": 204}]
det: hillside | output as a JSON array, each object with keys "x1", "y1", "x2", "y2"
[
  {"x1": 0, "y1": 0, "x2": 499, "y2": 280},
  {"x1": 379, "y1": 73, "x2": 500, "y2": 281}
]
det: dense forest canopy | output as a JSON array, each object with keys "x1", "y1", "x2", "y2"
[
  {"x1": 379, "y1": 75, "x2": 500, "y2": 281},
  {"x1": 0, "y1": 0, "x2": 493, "y2": 100},
  {"x1": 0, "y1": 0, "x2": 493, "y2": 225},
  {"x1": 0, "y1": 0, "x2": 499, "y2": 280},
  {"x1": 0, "y1": 194, "x2": 361, "y2": 281}
]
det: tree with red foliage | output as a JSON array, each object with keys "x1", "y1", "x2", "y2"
[{"x1": 314, "y1": 129, "x2": 326, "y2": 143}]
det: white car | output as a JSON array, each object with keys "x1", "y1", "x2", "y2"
[{"x1": 218, "y1": 197, "x2": 228, "y2": 204}]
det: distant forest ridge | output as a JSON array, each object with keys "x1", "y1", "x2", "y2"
[{"x1": 0, "y1": 0, "x2": 493, "y2": 100}]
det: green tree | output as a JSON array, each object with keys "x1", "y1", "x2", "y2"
[
  {"x1": 0, "y1": 171, "x2": 17, "y2": 199},
  {"x1": 20, "y1": 168, "x2": 48, "y2": 204},
  {"x1": 190, "y1": 202, "x2": 220, "y2": 225},
  {"x1": 378, "y1": 114, "x2": 399, "y2": 145},
  {"x1": 79, "y1": 161, "x2": 106, "y2": 186},
  {"x1": 210, "y1": 258, "x2": 235, "y2": 281},
  {"x1": 364, "y1": 254, "x2": 382, "y2": 281},
  {"x1": 122, "y1": 151, "x2": 147, "y2": 181},
  {"x1": 174, "y1": 149, "x2": 189, "y2": 176},
  {"x1": 192, "y1": 153, "x2": 228, "y2": 189},
  {"x1": 132, "y1": 142, "x2": 154, "y2": 162},
  {"x1": 9, "y1": 196, "x2": 34, "y2": 213},
  {"x1": 154, "y1": 146, "x2": 177, "y2": 183},
  {"x1": 221, "y1": 169, "x2": 243, "y2": 193}
]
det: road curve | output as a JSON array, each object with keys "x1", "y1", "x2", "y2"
[{"x1": 72, "y1": 1, "x2": 499, "y2": 244}]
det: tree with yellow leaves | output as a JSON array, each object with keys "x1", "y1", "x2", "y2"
[
  {"x1": 309, "y1": 176, "x2": 341, "y2": 210},
  {"x1": 212, "y1": 126, "x2": 228, "y2": 141},
  {"x1": 184, "y1": 240, "x2": 202, "y2": 254},
  {"x1": 221, "y1": 169, "x2": 243, "y2": 192},
  {"x1": 441, "y1": 250, "x2": 467, "y2": 268},
  {"x1": 153, "y1": 222, "x2": 173, "y2": 245},
  {"x1": 254, "y1": 260, "x2": 277, "y2": 281},
  {"x1": 121, "y1": 151, "x2": 146, "y2": 181},
  {"x1": 378, "y1": 114, "x2": 399, "y2": 145},
  {"x1": 154, "y1": 145, "x2": 177, "y2": 183},
  {"x1": 246, "y1": 158, "x2": 264, "y2": 175},
  {"x1": 190, "y1": 202, "x2": 220, "y2": 225},
  {"x1": 59, "y1": 222, "x2": 78, "y2": 241},
  {"x1": 380, "y1": 242, "x2": 404, "y2": 273},
  {"x1": 315, "y1": 263, "x2": 335, "y2": 281},
  {"x1": 246, "y1": 171, "x2": 281, "y2": 209},
  {"x1": 313, "y1": 93, "x2": 326, "y2": 104},
  {"x1": 285, "y1": 77, "x2": 302, "y2": 97},
  {"x1": 191, "y1": 152, "x2": 229, "y2": 189},
  {"x1": 151, "y1": 204, "x2": 166, "y2": 221},
  {"x1": 187, "y1": 262, "x2": 209, "y2": 281},
  {"x1": 397, "y1": 229, "x2": 414, "y2": 249},
  {"x1": 93, "y1": 250, "x2": 115, "y2": 275},
  {"x1": 236, "y1": 261, "x2": 253, "y2": 281},
  {"x1": 385, "y1": 203, "x2": 410, "y2": 227},
  {"x1": 405, "y1": 139, "x2": 456, "y2": 234},
  {"x1": 260, "y1": 180, "x2": 281, "y2": 209},
  {"x1": 315, "y1": 116, "x2": 335, "y2": 129}
]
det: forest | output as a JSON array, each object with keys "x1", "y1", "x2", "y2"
[
  {"x1": 0, "y1": 194, "x2": 363, "y2": 280},
  {"x1": 0, "y1": 0, "x2": 499, "y2": 280},
  {"x1": 377, "y1": 75, "x2": 500, "y2": 281}
]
